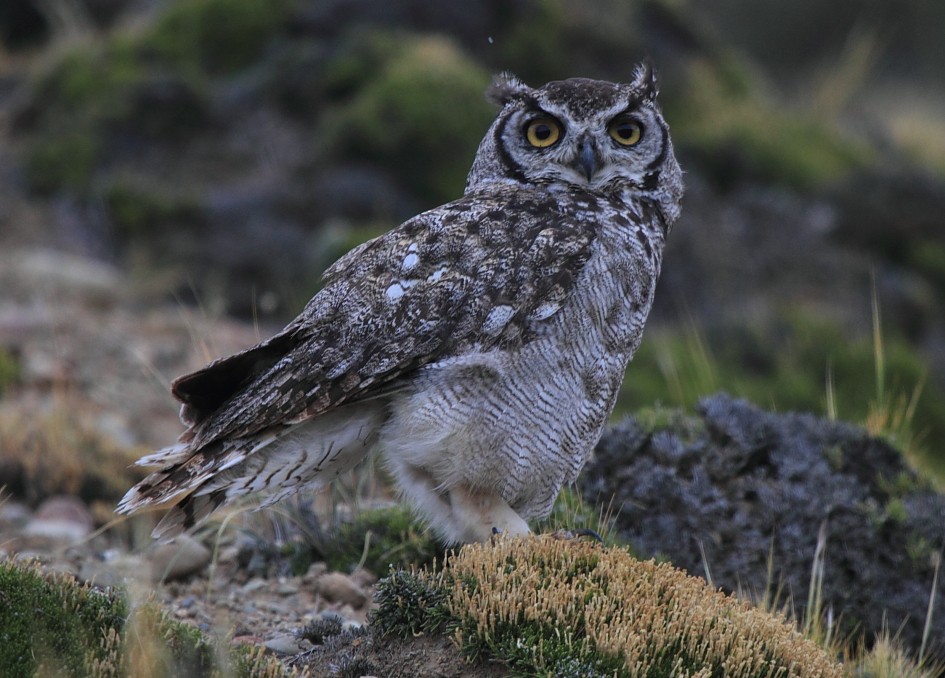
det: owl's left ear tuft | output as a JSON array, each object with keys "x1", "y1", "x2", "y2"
[
  {"x1": 487, "y1": 72, "x2": 531, "y2": 106},
  {"x1": 631, "y1": 61, "x2": 658, "y2": 101}
]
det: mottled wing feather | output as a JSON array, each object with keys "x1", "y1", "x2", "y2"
[{"x1": 178, "y1": 188, "x2": 595, "y2": 454}]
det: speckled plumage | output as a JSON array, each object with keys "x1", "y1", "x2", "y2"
[{"x1": 118, "y1": 65, "x2": 683, "y2": 544}]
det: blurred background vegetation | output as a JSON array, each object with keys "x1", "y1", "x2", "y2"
[{"x1": 1, "y1": 0, "x2": 944, "y2": 483}]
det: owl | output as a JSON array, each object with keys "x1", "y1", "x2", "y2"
[{"x1": 118, "y1": 64, "x2": 683, "y2": 545}]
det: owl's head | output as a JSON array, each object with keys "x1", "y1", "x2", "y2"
[{"x1": 467, "y1": 65, "x2": 682, "y2": 225}]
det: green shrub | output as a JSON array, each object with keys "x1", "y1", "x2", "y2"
[
  {"x1": 0, "y1": 561, "x2": 128, "y2": 677},
  {"x1": 323, "y1": 505, "x2": 440, "y2": 574},
  {"x1": 25, "y1": 131, "x2": 102, "y2": 193},
  {"x1": 104, "y1": 181, "x2": 205, "y2": 240},
  {"x1": 35, "y1": 41, "x2": 143, "y2": 119},
  {"x1": 0, "y1": 348, "x2": 18, "y2": 396},
  {"x1": 145, "y1": 0, "x2": 292, "y2": 76},
  {"x1": 666, "y1": 60, "x2": 873, "y2": 190},
  {"x1": 323, "y1": 35, "x2": 493, "y2": 205},
  {"x1": 0, "y1": 560, "x2": 298, "y2": 677}
]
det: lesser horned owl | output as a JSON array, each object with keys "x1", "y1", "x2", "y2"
[{"x1": 118, "y1": 65, "x2": 683, "y2": 545}]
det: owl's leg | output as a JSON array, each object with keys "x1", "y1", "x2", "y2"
[
  {"x1": 447, "y1": 485, "x2": 531, "y2": 544},
  {"x1": 387, "y1": 453, "x2": 531, "y2": 544}
]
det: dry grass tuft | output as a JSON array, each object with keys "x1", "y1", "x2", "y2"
[
  {"x1": 0, "y1": 391, "x2": 146, "y2": 507},
  {"x1": 437, "y1": 537, "x2": 843, "y2": 677}
]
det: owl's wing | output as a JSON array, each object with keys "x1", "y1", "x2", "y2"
[
  {"x1": 118, "y1": 189, "x2": 597, "y2": 529},
  {"x1": 175, "y1": 188, "x2": 597, "y2": 451}
]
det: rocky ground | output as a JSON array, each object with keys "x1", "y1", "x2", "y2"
[
  {"x1": 0, "y1": 494, "x2": 378, "y2": 658},
  {"x1": 582, "y1": 395, "x2": 945, "y2": 665}
]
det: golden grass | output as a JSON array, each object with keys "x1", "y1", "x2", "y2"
[
  {"x1": 0, "y1": 390, "x2": 146, "y2": 507},
  {"x1": 439, "y1": 537, "x2": 843, "y2": 677}
]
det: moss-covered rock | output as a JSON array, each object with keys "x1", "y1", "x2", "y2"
[
  {"x1": 666, "y1": 60, "x2": 872, "y2": 190},
  {"x1": 104, "y1": 180, "x2": 205, "y2": 241},
  {"x1": 143, "y1": 0, "x2": 293, "y2": 77},
  {"x1": 584, "y1": 393, "x2": 945, "y2": 664},
  {"x1": 322, "y1": 34, "x2": 493, "y2": 205},
  {"x1": 617, "y1": 312, "x2": 945, "y2": 479}
]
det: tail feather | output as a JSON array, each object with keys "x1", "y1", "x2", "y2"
[
  {"x1": 171, "y1": 329, "x2": 301, "y2": 426},
  {"x1": 134, "y1": 443, "x2": 191, "y2": 468},
  {"x1": 151, "y1": 490, "x2": 228, "y2": 540},
  {"x1": 116, "y1": 441, "x2": 243, "y2": 515},
  {"x1": 116, "y1": 402, "x2": 387, "y2": 539}
]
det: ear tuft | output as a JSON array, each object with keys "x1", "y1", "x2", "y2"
[
  {"x1": 631, "y1": 61, "x2": 658, "y2": 101},
  {"x1": 486, "y1": 72, "x2": 531, "y2": 106}
]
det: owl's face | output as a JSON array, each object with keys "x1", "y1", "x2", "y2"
[{"x1": 467, "y1": 65, "x2": 682, "y2": 225}]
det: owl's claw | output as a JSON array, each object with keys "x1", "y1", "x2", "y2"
[
  {"x1": 489, "y1": 526, "x2": 503, "y2": 545},
  {"x1": 550, "y1": 527, "x2": 604, "y2": 542}
]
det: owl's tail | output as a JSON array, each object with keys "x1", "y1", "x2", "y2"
[{"x1": 116, "y1": 401, "x2": 387, "y2": 539}]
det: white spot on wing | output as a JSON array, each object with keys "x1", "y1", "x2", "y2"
[
  {"x1": 482, "y1": 304, "x2": 515, "y2": 336},
  {"x1": 529, "y1": 301, "x2": 561, "y2": 321},
  {"x1": 402, "y1": 252, "x2": 420, "y2": 271},
  {"x1": 427, "y1": 266, "x2": 449, "y2": 282},
  {"x1": 386, "y1": 279, "x2": 418, "y2": 301}
]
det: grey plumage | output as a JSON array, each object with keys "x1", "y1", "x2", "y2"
[{"x1": 117, "y1": 64, "x2": 683, "y2": 544}]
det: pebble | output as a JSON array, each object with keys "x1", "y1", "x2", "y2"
[
  {"x1": 350, "y1": 568, "x2": 378, "y2": 588},
  {"x1": 263, "y1": 633, "x2": 301, "y2": 655},
  {"x1": 0, "y1": 501, "x2": 32, "y2": 529},
  {"x1": 79, "y1": 554, "x2": 149, "y2": 588},
  {"x1": 150, "y1": 535, "x2": 211, "y2": 581},
  {"x1": 276, "y1": 582, "x2": 297, "y2": 595},
  {"x1": 242, "y1": 577, "x2": 267, "y2": 593},
  {"x1": 316, "y1": 572, "x2": 369, "y2": 608},
  {"x1": 23, "y1": 496, "x2": 94, "y2": 543}
]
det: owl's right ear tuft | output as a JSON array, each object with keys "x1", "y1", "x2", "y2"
[{"x1": 486, "y1": 72, "x2": 531, "y2": 106}]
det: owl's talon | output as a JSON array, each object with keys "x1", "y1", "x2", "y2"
[
  {"x1": 490, "y1": 526, "x2": 503, "y2": 545},
  {"x1": 550, "y1": 527, "x2": 603, "y2": 542}
]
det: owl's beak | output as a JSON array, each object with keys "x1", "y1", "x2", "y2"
[{"x1": 578, "y1": 139, "x2": 599, "y2": 182}]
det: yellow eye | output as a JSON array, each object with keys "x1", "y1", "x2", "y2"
[
  {"x1": 608, "y1": 117, "x2": 643, "y2": 146},
  {"x1": 525, "y1": 117, "x2": 562, "y2": 148}
]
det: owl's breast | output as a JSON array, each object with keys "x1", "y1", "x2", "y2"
[{"x1": 547, "y1": 201, "x2": 664, "y2": 359}]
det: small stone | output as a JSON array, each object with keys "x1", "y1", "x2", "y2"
[
  {"x1": 303, "y1": 561, "x2": 327, "y2": 583},
  {"x1": 349, "y1": 568, "x2": 377, "y2": 588},
  {"x1": 0, "y1": 501, "x2": 32, "y2": 528},
  {"x1": 150, "y1": 535, "x2": 211, "y2": 581},
  {"x1": 263, "y1": 633, "x2": 301, "y2": 655},
  {"x1": 316, "y1": 572, "x2": 368, "y2": 608},
  {"x1": 276, "y1": 582, "x2": 297, "y2": 595},
  {"x1": 262, "y1": 600, "x2": 290, "y2": 615},
  {"x1": 80, "y1": 554, "x2": 150, "y2": 588},
  {"x1": 23, "y1": 496, "x2": 94, "y2": 543},
  {"x1": 218, "y1": 545, "x2": 240, "y2": 563},
  {"x1": 241, "y1": 577, "x2": 267, "y2": 593}
]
